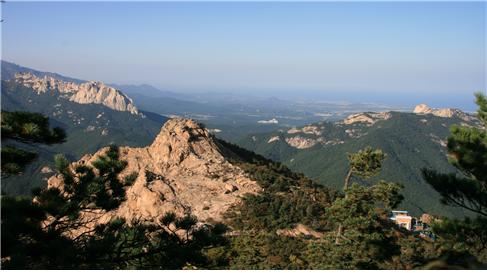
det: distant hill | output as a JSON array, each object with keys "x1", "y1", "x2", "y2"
[
  {"x1": 1, "y1": 60, "x2": 83, "y2": 83},
  {"x1": 237, "y1": 107, "x2": 481, "y2": 218},
  {"x1": 1, "y1": 65, "x2": 167, "y2": 195}
]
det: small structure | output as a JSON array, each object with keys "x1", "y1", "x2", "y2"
[
  {"x1": 390, "y1": 210, "x2": 413, "y2": 230},
  {"x1": 390, "y1": 211, "x2": 436, "y2": 240}
]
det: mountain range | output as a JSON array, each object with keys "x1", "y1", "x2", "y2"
[
  {"x1": 237, "y1": 106, "x2": 481, "y2": 218},
  {"x1": 1, "y1": 60, "x2": 478, "y2": 219}
]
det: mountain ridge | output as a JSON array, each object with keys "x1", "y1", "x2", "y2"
[
  {"x1": 237, "y1": 107, "x2": 480, "y2": 218},
  {"x1": 14, "y1": 72, "x2": 139, "y2": 115},
  {"x1": 1, "y1": 69, "x2": 167, "y2": 195},
  {"x1": 1, "y1": 60, "x2": 83, "y2": 83}
]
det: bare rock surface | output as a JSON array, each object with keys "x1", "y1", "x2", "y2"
[
  {"x1": 268, "y1": 136, "x2": 280, "y2": 143},
  {"x1": 15, "y1": 72, "x2": 139, "y2": 114},
  {"x1": 287, "y1": 125, "x2": 322, "y2": 135},
  {"x1": 342, "y1": 112, "x2": 391, "y2": 125},
  {"x1": 413, "y1": 104, "x2": 473, "y2": 121},
  {"x1": 285, "y1": 136, "x2": 318, "y2": 149},
  {"x1": 47, "y1": 118, "x2": 261, "y2": 226}
]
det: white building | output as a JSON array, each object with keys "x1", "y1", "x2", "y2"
[{"x1": 390, "y1": 210, "x2": 413, "y2": 230}]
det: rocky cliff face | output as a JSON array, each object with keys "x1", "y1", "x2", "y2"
[
  {"x1": 47, "y1": 118, "x2": 261, "y2": 226},
  {"x1": 15, "y1": 72, "x2": 139, "y2": 114}
]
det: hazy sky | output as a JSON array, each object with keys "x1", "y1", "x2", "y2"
[{"x1": 1, "y1": 2, "x2": 486, "y2": 105}]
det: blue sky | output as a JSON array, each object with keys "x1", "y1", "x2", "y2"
[{"x1": 1, "y1": 2, "x2": 486, "y2": 109}]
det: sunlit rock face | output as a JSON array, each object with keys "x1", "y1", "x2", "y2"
[
  {"x1": 413, "y1": 103, "x2": 473, "y2": 122},
  {"x1": 15, "y1": 72, "x2": 139, "y2": 114},
  {"x1": 285, "y1": 136, "x2": 318, "y2": 149},
  {"x1": 47, "y1": 118, "x2": 261, "y2": 229},
  {"x1": 342, "y1": 112, "x2": 392, "y2": 126}
]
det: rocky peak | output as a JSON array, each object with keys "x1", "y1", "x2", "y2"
[
  {"x1": 47, "y1": 118, "x2": 261, "y2": 227},
  {"x1": 14, "y1": 72, "x2": 139, "y2": 115},
  {"x1": 148, "y1": 118, "x2": 224, "y2": 166},
  {"x1": 413, "y1": 104, "x2": 432, "y2": 114},
  {"x1": 413, "y1": 103, "x2": 471, "y2": 121}
]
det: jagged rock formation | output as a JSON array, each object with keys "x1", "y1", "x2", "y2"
[
  {"x1": 342, "y1": 112, "x2": 391, "y2": 125},
  {"x1": 413, "y1": 104, "x2": 472, "y2": 121},
  {"x1": 285, "y1": 136, "x2": 319, "y2": 149},
  {"x1": 14, "y1": 73, "x2": 139, "y2": 114},
  {"x1": 47, "y1": 118, "x2": 261, "y2": 226}
]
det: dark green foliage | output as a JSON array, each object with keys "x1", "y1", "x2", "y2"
[
  {"x1": 1, "y1": 146, "x2": 37, "y2": 175},
  {"x1": 335, "y1": 147, "x2": 390, "y2": 245},
  {"x1": 422, "y1": 170, "x2": 486, "y2": 216},
  {"x1": 387, "y1": 235, "x2": 437, "y2": 269},
  {"x1": 0, "y1": 195, "x2": 78, "y2": 269},
  {"x1": 431, "y1": 217, "x2": 487, "y2": 263},
  {"x1": 40, "y1": 146, "x2": 129, "y2": 217},
  {"x1": 307, "y1": 182, "x2": 413, "y2": 269},
  {"x1": 238, "y1": 111, "x2": 476, "y2": 217},
  {"x1": 214, "y1": 140, "x2": 339, "y2": 269},
  {"x1": 220, "y1": 232, "x2": 309, "y2": 269},
  {"x1": 217, "y1": 140, "x2": 437, "y2": 269},
  {"x1": 1, "y1": 111, "x2": 66, "y2": 176},
  {"x1": 1, "y1": 111, "x2": 66, "y2": 144},
  {"x1": 422, "y1": 250, "x2": 485, "y2": 270},
  {"x1": 219, "y1": 139, "x2": 337, "y2": 231},
  {"x1": 303, "y1": 146, "x2": 437, "y2": 269},
  {"x1": 422, "y1": 93, "x2": 487, "y2": 265},
  {"x1": 476, "y1": 92, "x2": 487, "y2": 122},
  {"x1": 123, "y1": 171, "x2": 138, "y2": 186},
  {"x1": 446, "y1": 97, "x2": 487, "y2": 184},
  {"x1": 347, "y1": 146, "x2": 385, "y2": 179},
  {"x1": 79, "y1": 215, "x2": 228, "y2": 269}
]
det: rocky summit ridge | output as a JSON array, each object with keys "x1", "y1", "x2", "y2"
[
  {"x1": 48, "y1": 118, "x2": 261, "y2": 227},
  {"x1": 14, "y1": 72, "x2": 139, "y2": 114},
  {"x1": 340, "y1": 104, "x2": 474, "y2": 126},
  {"x1": 413, "y1": 103, "x2": 472, "y2": 121}
]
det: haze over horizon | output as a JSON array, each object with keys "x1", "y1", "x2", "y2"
[{"x1": 2, "y1": 1, "x2": 485, "y2": 111}]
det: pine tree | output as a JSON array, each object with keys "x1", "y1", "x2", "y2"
[
  {"x1": 1, "y1": 111, "x2": 66, "y2": 176},
  {"x1": 305, "y1": 147, "x2": 413, "y2": 269},
  {"x1": 306, "y1": 181, "x2": 405, "y2": 269},
  {"x1": 335, "y1": 147, "x2": 385, "y2": 244},
  {"x1": 422, "y1": 92, "x2": 487, "y2": 264}
]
